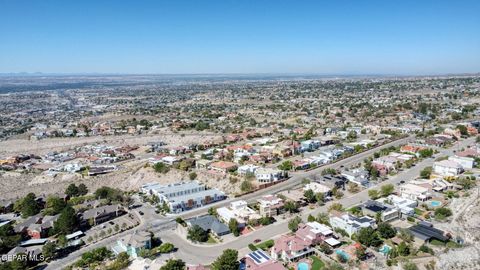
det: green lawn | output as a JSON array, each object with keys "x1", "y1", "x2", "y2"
[
  {"x1": 207, "y1": 235, "x2": 217, "y2": 244},
  {"x1": 414, "y1": 208, "x2": 424, "y2": 215},
  {"x1": 256, "y1": 239, "x2": 274, "y2": 251},
  {"x1": 430, "y1": 239, "x2": 446, "y2": 246},
  {"x1": 311, "y1": 256, "x2": 325, "y2": 270}
]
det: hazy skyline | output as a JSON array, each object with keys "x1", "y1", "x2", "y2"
[{"x1": 1, "y1": 0, "x2": 479, "y2": 75}]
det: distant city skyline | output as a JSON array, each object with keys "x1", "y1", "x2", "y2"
[{"x1": 1, "y1": 0, "x2": 479, "y2": 75}]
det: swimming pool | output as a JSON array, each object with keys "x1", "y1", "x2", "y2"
[
  {"x1": 336, "y1": 249, "x2": 350, "y2": 261},
  {"x1": 428, "y1": 200, "x2": 441, "y2": 207},
  {"x1": 297, "y1": 262, "x2": 309, "y2": 270},
  {"x1": 379, "y1": 244, "x2": 391, "y2": 255}
]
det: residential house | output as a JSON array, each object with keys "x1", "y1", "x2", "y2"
[
  {"x1": 329, "y1": 212, "x2": 376, "y2": 236},
  {"x1": 341, "y1": 168, "x2": 369, "y2": 186},
  {"x1": 185, "y1": 215, "x2": 230, "y2": 237},
  {"x1": 362, "y1": 200, "x2": 400, "y2": 222},
  {"x1": 271, "y1": 234, "x2": 315, "y2": 262},
  {"x1": 238, "y1": 164, "x2": 259, "y2": 176},
  {"x1": 400, "y1": 145, "x2": 427, "y2": 157},
  {"x1": 303, "y1": 182, "x2": 331, "y2": 196},
  {"x1": 217, "y1": 200, "x2": 261, "y2": 228},
  {"x1": 258, "y1": 195, "x2": 285, "y2": 217},
  {"x1": 295, "y1": 222, "x2": 333, "y2": 246},
  {"x1": 195, "y1": 159, "x2": 213, "y2": 169},
  {"x1": 255, "y1": 168, "x2": 287, "y2": 183},
  {"x1": 408, "y1": 221, "x2": 450, "y2": 244},
  {"x1": 376, "y1": 195, "x2": 417, "y2": 216},
  {"x1": 112, "y1": 231, "x2": 152, "y2": 258},
  {"x1": 448, "y1": 155, "x2": 475, "y2": 170},
  {"x1": 319, "y1": 174, "x2": 348, "y2": 189},
  {"x1": 80, "y1": 204, "x2": 124, "y2": 226},
  {"x1": 244, "y1": 249, "x2": 286, "y2": 270},
  {"x1": 300, "y1": 140, "x2": 320, "y2": 152},
  {"x1": 14, "y1": 215, "x2": 59, "y2": 239},
  {"x1": 433, "y1": 160, "x2": 464, "y2": 177},
  {"x1": 399, "y1": 183, "x2": 431, "y2": 201},
  {"x1": 210, "y1": 161, "x2": 238, "y2": 174}
]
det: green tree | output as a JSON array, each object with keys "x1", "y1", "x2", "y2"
[
  {"x1": 355, "y1": 245, "x2": 367, "y2": 260},
  {"x1": 65, "y1": 183, "x2": 80, "y2": 197},
  {"x1": 418, "y1": 148, "x2": 434, "y2": 158},
  {"x1": 54, "y1": 206, "x2": 78, "y2": 234},
  {"x1": 303, "y1": 189, "x2": 316, "y2": 203},
  {"x1": 315, "y1": 192, "x2": 325, "y2": 205},
  {"x1": 160, "y1": 259, "x2": 186, "y2": 270},
  {"x1": 0, "y1": 223, "x2": 21, "y2": 254},
  {"x1": 434, "y1": 207, "x2": 452, "y2": 220},
  {"x1": 107, "y1": 252, "x2": 130, "y2": 270},
  {"x1": 240, "y1": 180, "x2": 253, "y2": 192},
  {"x1": 328, "y1": 203, "x2": 343, "y2": 212},
  {"x1": 288, "y1": 216, "x2": 302, "y2": 232},
  {"x1": 316, "y1": 212, "x2": 330, "y2": 225},
  {"x1": 189, "y1": 172, "x2": 197, "y2": 180},
  {"x1": 284, "y1": 200, "x2": 298, "y2": 213},
  {"x1": 319, "y1": 242, "x2": 332, "y2": 254},
  {"x1": 347, "y1": 131, "x2": 357, "y2": 140},
  {"x1": 228, "y1": 218, "x2": 240, "y2": 237},
  {"x1": 57, "y1": 234, "x2": 68, "y2": 248},
  {"x1": 153, "y1": 162, "x2": 169, "y2": 174},
  {"x1": 357, "y1": 227, "x2": 383, "y2": 247},
  {"x1": 208, "y1": 207, "x2": 217, "y2": 217},
  {"x1": 456, "y1": 125, "x2": 468, "y2": 137},
  {"x1": 158, "y1": 243, "x2": 175, "y2": 253},
  {"x1": 42, "y1": 242, "x2": 57, "y2": 260},
  {"x1": 278, "y1": 160, "x2": 293, "y2": 171},
  {"x1": 368, "y1": 189, "x2": 380, "y2": 199},
  {"x1": 377, "y1": 223, "x2": 396, "y2": 239},
  {"x1": 187, "y1": 225, "x2": 208, "y2": 242},
  {"x1": 380, "y1": 184, "x2": 394, "y2": 197},
  {"x1": 398, "y1": 241, "x2": 411, "y2": 256},
  {"x1": 420, "y1": 166, "x2": 432, "y2": 179},
  {"x1": 211, "y1": 249, "x2": 239, "y2": 270},
  {"x1": 403, "y1": 261, "x2": 418, "y2": 270},
  {"x1": 46, "y1": 196, "x2": 67, "y2": 215},
  {"x1": 78, "y1": 183, "x2": 89, "y2": 196},
  {"x1": 17, "y1": 193, "x2": 39, "y2": 217}
]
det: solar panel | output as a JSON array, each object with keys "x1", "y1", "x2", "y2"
[
  {"x1": 257, "y1": 250, "x2": 270, "y2": 260},
  {"x1": 249, "y1": 252, "x2": 262, "y2": 264}
]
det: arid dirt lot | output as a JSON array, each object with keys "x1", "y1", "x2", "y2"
[{"x1": 0, "y1": 131, "x2": 240, "y2": 200}]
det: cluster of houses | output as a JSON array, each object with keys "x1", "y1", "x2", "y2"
[
  {"x1": 0, "y1": 144, "x2": 137, "y2": 177},
  {"x1": 0, "y1": 195, "x2": 129, "y2": 263},
  {"x1": 179, "y1": 195, "x2": 286, "y2": 240}
]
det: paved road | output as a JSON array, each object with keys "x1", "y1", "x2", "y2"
[
  {"x1": 177, "y1": 136, "x2": 413, "y2": 220},
  {"x1": 156, "y1": 137, "x2": 476, "y2": 265}
]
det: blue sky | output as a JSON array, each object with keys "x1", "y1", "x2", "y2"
[{"x1": 0, "y1": 0, "x2": 479, "y2": 75}]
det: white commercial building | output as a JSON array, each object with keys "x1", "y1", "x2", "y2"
[{"x1": 140, "y1": 181, "x2": 225, "y2": 213}]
